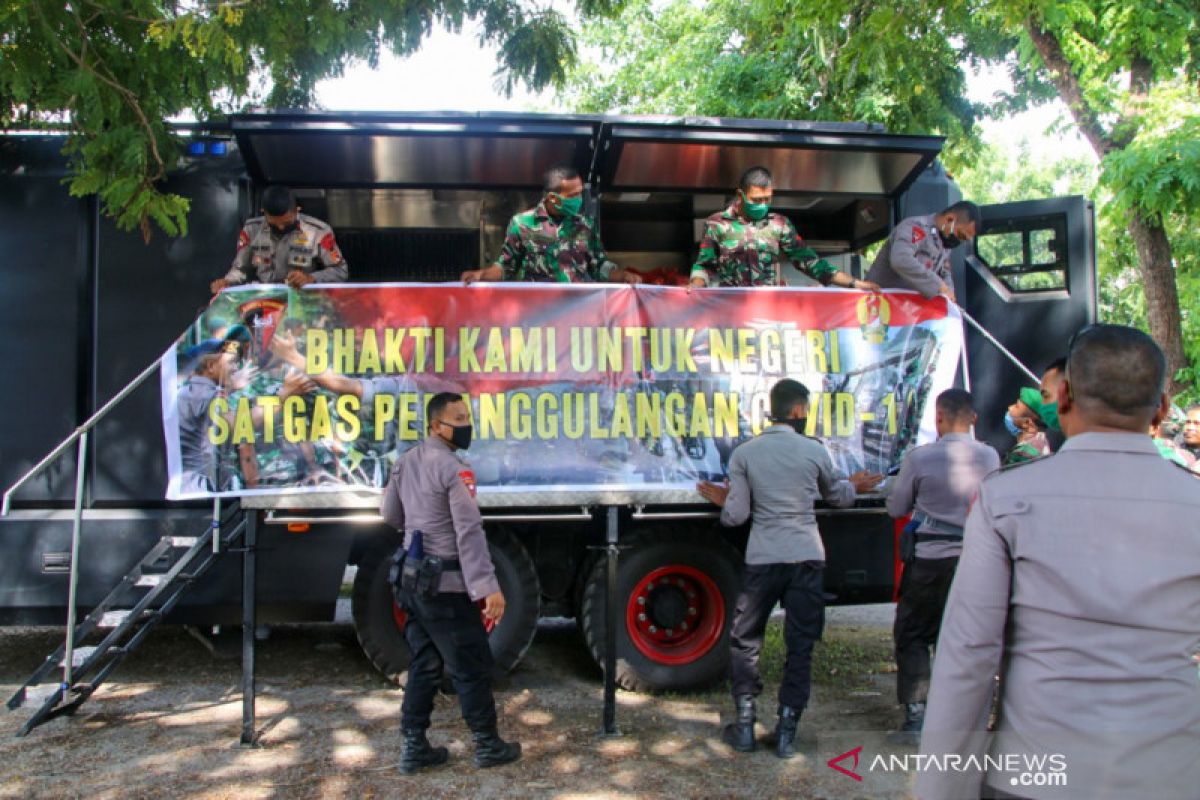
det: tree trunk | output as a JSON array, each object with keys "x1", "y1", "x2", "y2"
[{"x1": 1128, "y1": 211, "x2": 1189, "y2": 396}]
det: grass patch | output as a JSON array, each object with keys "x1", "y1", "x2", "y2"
[
  {"x1": 759, "y1": 620, "x2": 894, "y2": 691},
  {"x1": 658, "y1": 619, "x2": 896, "y2": 701}
]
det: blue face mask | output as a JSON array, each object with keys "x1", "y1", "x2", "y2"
[{"x1": 1003, "y1": 412, "x2": 1022, "y2": 437}]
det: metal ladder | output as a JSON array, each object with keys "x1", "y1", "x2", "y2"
[{"x1": 5, "y1": 504, "x2": 246, "y2": 736}]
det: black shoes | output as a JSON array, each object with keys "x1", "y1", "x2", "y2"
[
  {"x1": 721, "y1": 694, "x2": 757, "y2": 752},
  {"x1": 472, "y1": 728, "x2": 522, "y2": 768},
  {"x1": 773, "y1": 705, "x2": 801, "y2": 759},
  {"x1": 889, "y1": 701, "x2": 925, "y2": 745},
  {"x1": 399, "y1": 728, "x2": 449, "y2": 775}
]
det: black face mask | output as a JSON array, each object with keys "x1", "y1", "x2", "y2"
[
  {"x1": 938, "y1": 230, "x2": 963, "y2": 249},
  {"x1": 443, "y1": 423, "x2": 473, "y2": 451},
  {"x1": 776, "y1": 418, "x2": 808, "y2": 435},
  {"x1": 270, "y1": 221, "x2": 298, "y2": 236}
]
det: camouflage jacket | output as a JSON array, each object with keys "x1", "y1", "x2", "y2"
[
  {"x1": 690, "y1": 205, "x2": 838, "y2": 287},
  {"x1": 494, "y1": 202, "x2": 615, "y2": 283}
]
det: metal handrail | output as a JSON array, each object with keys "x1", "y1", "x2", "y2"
[
  {"x1": 956, "y1": 304, "x2": 1041, "y2": 384},
  {"x1": 1, "y1": 357, "x2": 162, "y2": 516},
  {"x1": 0, "y1": 353, "x2": 162, "y2": 694}
]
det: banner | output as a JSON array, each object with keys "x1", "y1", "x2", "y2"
[{"x1": 161, "y1": 284, "x2": 962, "y2": 500}]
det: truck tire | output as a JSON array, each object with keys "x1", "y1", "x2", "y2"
[
  {"x1": 580, "y1": 531, "x2": 741, "y2": 693},
  {"x1": 484, "y1": 527, "x2": 541, "y2": 674},
  {"x1": 351, "y1": 534, "x2": 411, "y2": 684},
  {"x1": 351, "y1": 528, "x2": 540, "y2": 685}
]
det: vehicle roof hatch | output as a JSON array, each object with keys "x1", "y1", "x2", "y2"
[
  {"x1": 594, "y1": 116, "x2": 944, "y2": 198},
  {"x1": 229, "y1": 111, "x2": 601, "y2": 190}
]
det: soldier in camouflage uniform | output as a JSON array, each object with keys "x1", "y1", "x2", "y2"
[
  {"x1": 211, "y1": 185, "x2": 348, "y2": 296},
  {"x1": 690, "y1": 166, "x2": 878, "y2": 290},
  {"x1": 462, "y1": 165, "x2": 641, "y2": 285}
]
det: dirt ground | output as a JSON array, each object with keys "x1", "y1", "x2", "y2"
[{"x1": 0, "y1": 607, "x2": 919, "y2": 799}]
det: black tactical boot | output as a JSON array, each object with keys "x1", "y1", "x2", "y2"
[
  {"x1": 399, "y1": 728, "x2": 449, "y2": 774},
  {"x1": 721, "y1": 694, "x2": 756, "y2": 752},
  {"x1": 895, "y1": 702, "x2": 925, "y2": 744},
  {"x1": 773, "y1": 705, "x2": 801, "y2": 759},
  {"x1": 472, "y1": 728, "x2": 522, "y2": 768}
]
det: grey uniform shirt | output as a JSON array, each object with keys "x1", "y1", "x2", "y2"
[
  {"x1": 886, "y1": 432, "x2": 1000, "y2": 559},
  {"x1": 916, "y1": 433, "x2": 1200, "y2": 800},
  {"x1": 865, "y1": 214, "x2": 952, "y2": 299},
  {"x1": 177, "y1": 374, "x2": 220, "y2": 474},
  {"x1": 720, "y1": 424, "x2": 857, "y2": 564},
  {"x1": 223, "y1": 213, "x2": 349, "y2": 285},
  {"x1": 380, "y1": 436, "x2": 500, "y2": 600}
]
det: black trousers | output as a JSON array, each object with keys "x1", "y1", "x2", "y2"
[
  {"x1": 893, "y1": 556, "x2": 959, "y2": 704},
  {"x1": 729, "y1": 562, "x2": 825, "y2": 710},
  {"x1": 399, "y1": 590, "x2": 498, "y2": 733}
]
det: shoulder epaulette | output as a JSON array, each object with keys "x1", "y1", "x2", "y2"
[
  {"x1": 298, "y1": 213, "x2": 330, "y2": 230},
  {"x1": 997, "y1": 453, "x2": 1050, "y2": 473}
]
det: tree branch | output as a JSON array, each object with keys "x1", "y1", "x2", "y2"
[
  {"x1": 1023, "y1": 21, "x2": 1114, "y2": 159},
  {"x1": 42, "y1": 4, "x2": 167, "y2": 183}
]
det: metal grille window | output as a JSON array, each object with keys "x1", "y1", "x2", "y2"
[{"x1": 974, "y1": 215, "x2": 1068, "y2": 292}]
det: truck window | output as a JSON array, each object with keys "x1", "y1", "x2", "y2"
[{"x1": 974, "y1": 215, "x2": 1068, "y2": 293}]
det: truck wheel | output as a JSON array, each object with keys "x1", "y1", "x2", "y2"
[
  {"x1": 351, "y1": 529, "x2": 540, "y2": 685},
  {"x1": 352, "y1": 534, "x2": 411, "y2": 684},
  {"x1": 580, "y1": 532, "x2": 741, "y2": 693},
  {"x1": 484, "y1": 527, "x2": 541, "y2": 674}
]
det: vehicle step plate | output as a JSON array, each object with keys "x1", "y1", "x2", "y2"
[
  {"x1": 97, "y1": 610, "x2": 133, "y2": 629},
  {"x1": 59, "y1": 646, "x2": 99, "y2": 667}
]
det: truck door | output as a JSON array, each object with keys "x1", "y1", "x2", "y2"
[{"x1": 965, "y1": 196, "x2": 1097, "y2": 450}]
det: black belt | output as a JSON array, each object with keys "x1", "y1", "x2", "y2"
[{"x1": 439, "y1": 557, "x2": 461, "y2": 571}]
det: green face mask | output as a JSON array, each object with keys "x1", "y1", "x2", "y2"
[
  {"x1": 554, "y1": 194, "x2": 583, "y2": 216},
  {"x1": 740, "y1": 191, "x2": 769, "y2": 221}
]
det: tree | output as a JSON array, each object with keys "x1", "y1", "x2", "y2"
[
  {"x1": 0, "y1": 0, "x2": 620, "y2": 240},
  {"x1": 563, "y1": 0, "x2": 1200, "y2": 394},
  {"x1": 563, "y1": 0, "x2": 993, "y2": 167}
]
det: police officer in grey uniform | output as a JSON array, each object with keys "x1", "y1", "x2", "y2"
[
  {"x1": 210, "y1": 185, "x2": 348, "y2": 295},
  {"x1": 866, "y1": 201, "x2": 981, "y2": 301},
  {"x1": 885, "y1": 388, "x2": 999, "y2": 742},
  {"x1": 698, "y1": 379, "x2": 881, "y2": 758},
  {"x1": 176, "y1": 343, "x2": 233, "y2": 494},
  {"x1": 380, "y1": 392, "x2": 521, "y2": 774},
  {"x1": 917, "y1": 325, "x2": 1200, "y2": 800}
]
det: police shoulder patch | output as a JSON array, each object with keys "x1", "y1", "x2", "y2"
[
  {"x1": 458, "y1": 469, "x2": 477, "y2": 498},
  {"x1": 911, "y1": 224, "x2": 926, "y2": 244}
]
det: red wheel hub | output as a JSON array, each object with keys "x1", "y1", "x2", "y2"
[
  {"x1": 625, "y1": 564, "x2": 724, "y2": 665},
  {"x1": 391, "y1": 600, "x2": 496, "y2": 635}
]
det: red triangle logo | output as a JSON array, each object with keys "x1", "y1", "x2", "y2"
[{"x1": 827, "y1": 745, "x2": 864, "y2": 781}]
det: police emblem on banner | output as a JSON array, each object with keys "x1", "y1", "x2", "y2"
[
  {"x1": 856, "y1": 293, "x2": 890, "y2": 344},
  {"x1": 238, "y1": 292, "x2": 289, "y2": 362}
]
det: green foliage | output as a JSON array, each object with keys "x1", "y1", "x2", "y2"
[
  {"x1": 565, "y1": 0, "x2": 1199, "y2": 394},
  {"x1": 562, "y1": 0, "x2": 1012, "y2": 168},
  {"x1": 0, "y1": 0, "x2": 622, "y2": 239},
  {"x1": 956, "y1": 129, "x2": 1200, "y2": 405}
]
